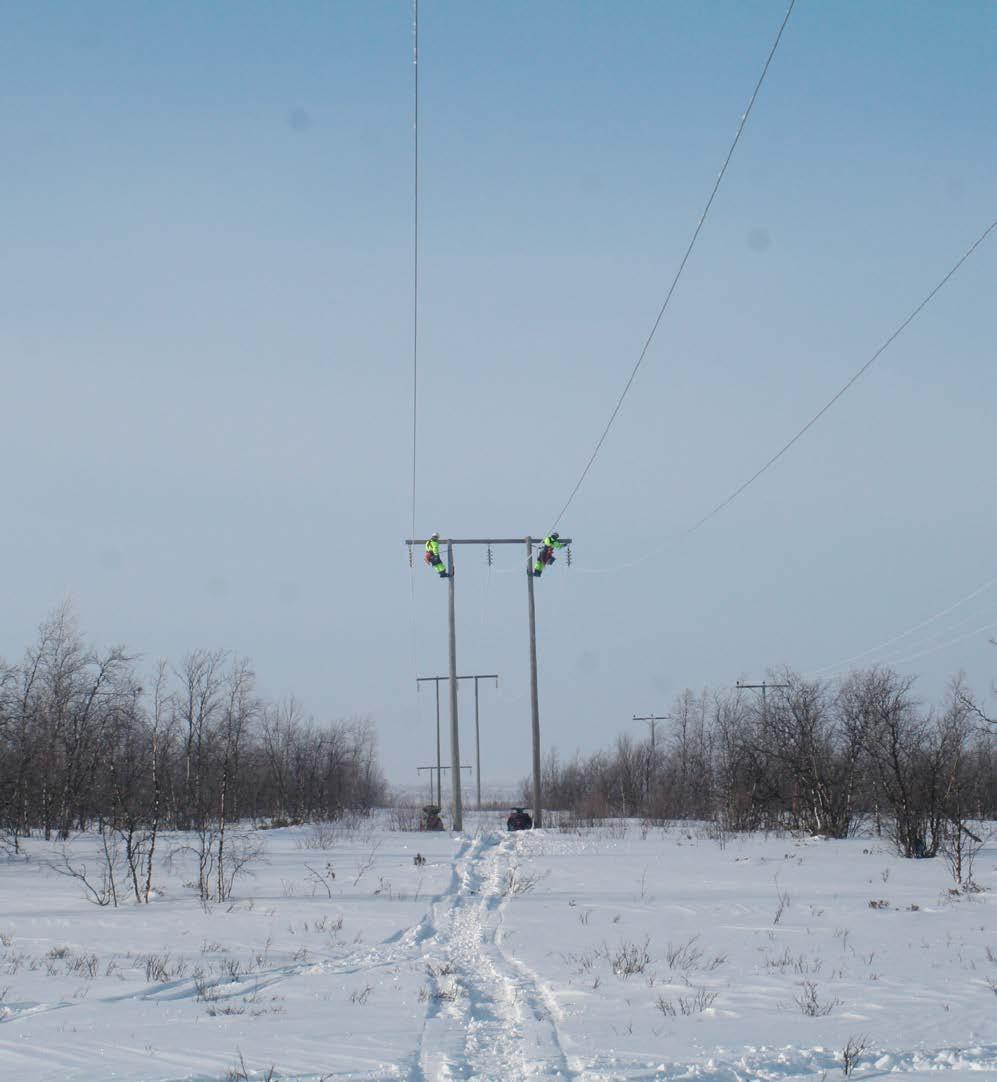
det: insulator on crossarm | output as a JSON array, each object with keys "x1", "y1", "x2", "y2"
[
  {"x1": 408, "y1": 546, "x2": 413, "y2": 567},
  {"x1": 486, "y1": 544, "x2": 493, "y2": 567},
  {"x1": 566, "y1": 546, "x2": 572, "y2": 567}
]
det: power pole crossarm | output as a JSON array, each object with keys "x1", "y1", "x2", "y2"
[{"x1": 405, "y1": 538, "x2": 572, "y2": 547}]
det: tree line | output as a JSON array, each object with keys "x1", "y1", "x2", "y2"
[
  {"x1": 0, "y1": 606, "x2": 387, "y2": 895},
  {"x1": 533, "y1": 667, "x2": 995, "y2": 862}
]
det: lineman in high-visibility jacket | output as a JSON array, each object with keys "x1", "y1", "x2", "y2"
[
  {"x1": 532, "y1": 532, "x2": 565, "y2": 577},
  {"x1": 424, "y1": 533, "x2": 449, "y2": 578}
]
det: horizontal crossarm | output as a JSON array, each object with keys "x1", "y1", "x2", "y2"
[{"x1": 405, "y1": 538, "x2": 572, "y2": 546}]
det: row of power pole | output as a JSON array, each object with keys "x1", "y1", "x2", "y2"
[
  {"x1": 417, "y1": 673, "x2": 498, "y2": 809},
  {"x1": 406, "y1": 536, "x2": 571, "y2": 831},
  {"x1": 631, "y1": 680, "x2": 789, "y2": 778}
]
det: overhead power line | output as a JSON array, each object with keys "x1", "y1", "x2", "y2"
[
  {"x1": 550, "y1": 0, "x2": 797, "y2": 532},
  {"x1": 567, "y1": 218, "x2": 997, "y2": 578},
  {"x1": 888, "y1": 619, "x2": 997, "y2": 669},
  {"x1": 806, "y1": 572, "x2": 997, "y2": 677},
  {"x1": 410, "y1": 0, "x2": 420, "y2": 547},
  {"x1": 687, "y1": 219, "x2": 997, "y2": 535}
]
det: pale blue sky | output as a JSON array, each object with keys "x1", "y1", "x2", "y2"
[{"x1": 1, "y1": 2, "x2": 994, "y2": 787}]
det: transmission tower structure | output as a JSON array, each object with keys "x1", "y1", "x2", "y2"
[
  {"x1": 736, "y1": 679, "x2": 790, "y2": 725},
  {"x1": 406, "y1": 536, "x2": 572, "y2": 830},
  {"x1": 418, "y1": 673, "x2": 499, "y2": 810}
]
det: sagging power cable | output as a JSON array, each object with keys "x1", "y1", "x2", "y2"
[
  {"x1": 568, "y1": 219, "x2": 997, "y2": 577},
  {"x1": 549, "y1": 0, "x2": 798, "y2": 532},
  {"x1": 687, "y1": 219, "x2": 997, "y2": 535}
]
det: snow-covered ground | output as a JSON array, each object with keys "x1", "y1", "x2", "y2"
[{"x1": 0, "y1": 815, "x2": 994, "y2": 1081}]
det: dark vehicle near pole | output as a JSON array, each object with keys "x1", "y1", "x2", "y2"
[
  {"x1": 507, "y1": 807, "x2": 533, "y2": 831},
  {"x1": 421, "y1": 805, "x2": 444, "y2": 831}
]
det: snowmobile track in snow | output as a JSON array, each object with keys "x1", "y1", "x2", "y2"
[{"x1": 413, "y1": 832, "x2": 575, "y2": 1081}]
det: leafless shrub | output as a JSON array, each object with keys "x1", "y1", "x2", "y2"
[
  {"x1": 665, "y1": 935, "x2": 703, "y2": 971},
  {"x1": 612, "y1": 937, "x2": 652, "y2": 978},
  {"x1": 387, "y1": 805, "x2": 423, "y2": 832},
  {"x1": 301, "y1": 821, "x2": 340, "y2": 850},
  {"x1": 3, "y1": 953, "x2": 27, "y2": 976},
  {"x1": 223, "y1": 1049, "x2": 277, "y2": 1082},
  {"x1": 208, "y1": 1003, "x2": 246, "y2": 1017},
  {"x1": 795, "y1": 980, "x2": 840, "y2": 1016},
  {"x1": 419, "y1": 980, "x2": 458, "y2": 1003},
  {"x1": 794, "y1": 954, "x2": 822, "y2": 976},
  {"x1": 842, "y1": 1034, "x2": 869, "y2": 1076},
  {"x1": 50, "y1": 843, "x2": 121, "y2": 907},
  {"x1": 66, "y1": 952, "x2": 99, "y2": 978},
  {"x1": 144, "y1": 953, "x2": 187, "y2": 983},
  {"x1": 194, "y1": 974, "x2": 220, "y2": 1003},
  {"x1": 352, "y1": 842, "x2": 381, "y2": 887},
  {"x1": 220, "y1": 958, "x2": 242, "y2": 981},
  {"x1": 562, "y1": 948, "x2": 601, "y2": 975},
  {"x1": 868, "y1": 899, "x2": 890, "y2": 909},
  {"x1": 679, "y1": 986, "x2": 719, "y2": 1014},
  {"x1": 504, "y1": 866, "x2": 548, "y2": 895},
  {"x1": 941, "y1": 821, "x2": 987, "y2": 890},
  {"x1": 773, "y1": 879, "x2": 791, "y2": 925},
  {"x1": 656, "y1": 987, "x2": 718, "y2": 1015},
  {"x1": 350, "y1": 985, "x2": 373, "y2": 1004},
  {"x1": 304, "y1": 863, "x2": 335, "y2": 899}
]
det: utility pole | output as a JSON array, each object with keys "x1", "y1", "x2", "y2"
[
  {"x1": 406, "y1": 535, "x2": 572, "y2": 832},
  {"x1": 417, "y1": 765, "x2": 471, "y2": 808},
  {"x1": 446, "y1": 542, "x2": 461, "y2": 829},
  {"x1": 416, "y1": 676, "x2": 446, "y2": 806},
  {"x1": 526, "y1": 538, "x2": 542, "y2": 827},
  {"x1": 419, "y1": 673, "x2": 499, "y2": 811},
  {"x1": 633, "y1": 713, "x2": 671, "y2": 802},
  {"x1": 632, "y1": 713, "x2": 671, "y2": 755},
  {"x1": 736, "y1": 679, "x2": 789, "y2": 723},
  {"x1": 471, "y1": 674, "x2": 499, "y2": 809}
]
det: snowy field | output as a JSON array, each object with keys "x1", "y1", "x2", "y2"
[{"x1": 0, "y1": 815, "x2": 994, "y2": 1081}]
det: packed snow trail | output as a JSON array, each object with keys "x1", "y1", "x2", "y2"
[{"x1": 414, "y1": 832, "x2": 575, "y2": 1081}]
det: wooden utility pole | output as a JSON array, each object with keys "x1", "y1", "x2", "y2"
[
  {"x1": 632, "y1": 713, "x2": 671, "y2": 755},
  {"x1": 470, "y1": 674, "x2": 499, "y2": 809},
  {"x1": 526, "y1": 537, "x2": 542, "y2": 827},
  {"x1": 446, "y1": 542, "x2": 461, "y2": 829},
  {"x1": 633, "y1": 713, "x2": 671, "y2": 802},
  {"x1": 419, "y1": 673, "x2": 499, "y2": 811},
  {"x1": 417, "y1": 765, "x2": 471, "y2": 808},
  {"x1": 416, "y1": 676, "x2": 446, "y2": 806},
  {"x1": 406, "y1": 535, "x2": 572, "y2": 832},
  {"x1": 736, "y1": 679, "x2": 789, "y2": 723}
]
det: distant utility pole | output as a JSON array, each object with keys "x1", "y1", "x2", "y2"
[
  {"x1": 416, "y1": 675, "x2": 447, "y2": 806},
  {"x1": 736, "y1": 679, "x2": 789, "y2": 722},
  {"x1": 470, "y1": 674, "x2": 499, "y2": 810},
  {"x1": 406, "y1": 536, "x2": 572, "y2": 831},
  {"x1": 418, "y1": 673, "x2": 499, "y2": 811},
  {"x1": 632, "y1": 713, "x2": 671, "y2": 755},
  {"x1": 417, "y1": 765, "x2": 471, "y2": 807},
  {"x1": 633, "y1": 713, "x2": 671, "y2": 799}
]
